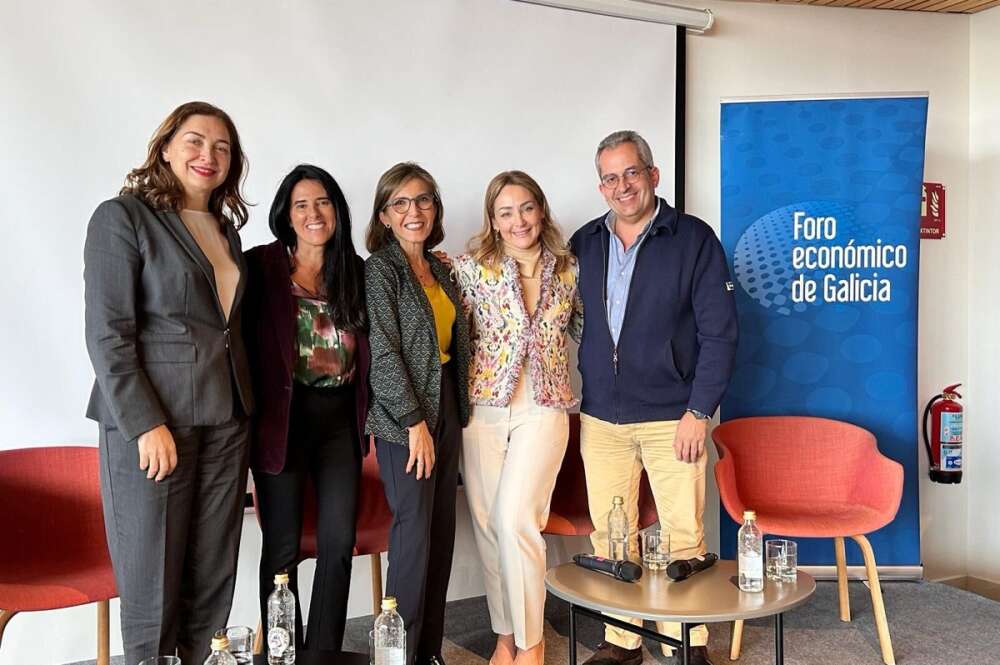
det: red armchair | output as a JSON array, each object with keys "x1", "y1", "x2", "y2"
[
  {"x1": 544, "y1": 413, "x2": 659, "y2": 538},
  {"x1": 713, "y1": 416, "x2": 903, "y2": 665},
  {"x1": 252, "y1": 438, "x2": 392, "y2": 654},
  {"x1": 0, "y1": 446, "x2": 117, "y2": 665}
]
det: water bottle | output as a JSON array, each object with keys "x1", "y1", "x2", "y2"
[
  {"x1": 738, "y1": 510, "x2": 764, "y2": 592},
  {"x1": 267, "y1": 572, "x2": 296, "y2": 664},
  {"x1": 204, "y1": 634, "x2": 237, "y2": 665},
  {"x1": 373, "y1": 596, "x2": 406, "y2": 665},
  {"x1": 608, "y1": 495, "x2": 629, "y2": 561}
]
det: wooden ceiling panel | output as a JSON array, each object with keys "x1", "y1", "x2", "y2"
[{"x1": 738, "y1": 0, "x2": 998, "y2": 12}]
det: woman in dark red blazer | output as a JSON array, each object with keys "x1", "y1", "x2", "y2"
[{"x1": 244, "y1": 164, "x2": 369, "y2": 652}]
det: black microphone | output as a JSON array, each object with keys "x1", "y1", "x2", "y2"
[
  {"x1": 666, "y1": 553, "x2": 719, "y2": 581},
  {"x1": 573, "y1": 553, "x2": 643, "y2": 582}
]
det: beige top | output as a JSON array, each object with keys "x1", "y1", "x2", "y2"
[
  {"x1": 179, "y1": 209, "x2": 239, "y2": 322},
  {"x1": 504, "y1": 243, "x2": 542, "y2": 317},
  {"x1": 545, "y1": 559, "x2": 815, "y2": 623}
]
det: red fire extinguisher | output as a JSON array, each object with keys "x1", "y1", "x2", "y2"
[{"x1": 923, "y1": 383, "x2": 963, "y2": 484}]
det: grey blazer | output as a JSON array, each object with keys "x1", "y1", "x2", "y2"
[
  {"x1": 364, "y1": 241, "x2": 470, "y2": 445},
  {"x1": 84, "y1": 194, "x2": 255, "y2": 442}
]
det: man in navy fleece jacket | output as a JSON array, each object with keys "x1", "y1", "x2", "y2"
[{"x1": 571, "y1": 131, "x2": 738, "y2": 665}]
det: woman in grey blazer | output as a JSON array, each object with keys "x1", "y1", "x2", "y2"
[
  {"x1": 364, "y1": 162, "x2": 470, "y2": 665},
  {"x1": 83, "y1": 101, "x2": 254, "y2": 665}
]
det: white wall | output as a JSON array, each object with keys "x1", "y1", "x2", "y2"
[
  {"x1": 680, "y1": 0, "x2": 973, "y2": 581},
  {"x1": 967, "y1": 5, "x2": 1000, "y2": 586}
]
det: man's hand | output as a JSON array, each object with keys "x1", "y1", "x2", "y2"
[
  {"x1": 673, "y1": 411, "x2": 708, "y2": 463},
  {"x1": 137, "y1": 424, "x2": 178, "y2": 481}
]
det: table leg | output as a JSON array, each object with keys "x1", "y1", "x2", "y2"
[
  {"x1": 682, "y1": 622, "x2": 690, "y2": 665},
  {"x1": 774, "y1": 613, "x2": 784, "y2": 665},
  {"x1": 569, "y1": 604, "x2": 578, "y2": 665}
]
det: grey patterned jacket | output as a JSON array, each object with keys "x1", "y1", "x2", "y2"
[{"x1": 364, "y1": 240, "x2": 471, "y2": 445}]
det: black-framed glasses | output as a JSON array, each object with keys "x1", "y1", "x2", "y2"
[
  {"x1": 600, "y1": 165, "x2": 652, "y2": 189},
  {"x1": 384, "y1": 193, "x2": 437, "y2": 215}
]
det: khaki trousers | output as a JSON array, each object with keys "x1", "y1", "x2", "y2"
[
  {"x1": 461, "y1": 371, "x2": 569, "y2": 649},
  {"x1": 580, "y1": 413, "x2": 709, "y2": 653}
]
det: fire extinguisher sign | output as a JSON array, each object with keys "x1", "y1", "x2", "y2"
[{"x1": 920, "y1": 182, "x2": 946, "y2": 239}]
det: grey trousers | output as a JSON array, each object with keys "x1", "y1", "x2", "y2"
[{"x1": 98, "y1": 418, "x2": 249, "y2": 665}]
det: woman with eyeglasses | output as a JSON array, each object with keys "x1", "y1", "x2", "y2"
[
  {"x1": 364, "y1": 162, "x2": 470, "y2": 665},
  {"x1": 243, "y1": 164, "x2": 369, "y2": 652}
]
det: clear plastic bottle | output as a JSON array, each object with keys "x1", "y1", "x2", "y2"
[
  {"x1": 738, "y1": 510, "x2": 764, "y2": 592},
  {"x1": 204, "y1": 634, "x2": 237, "y2": 665},
  {"x1": 608, "y1": 495, "x2": 629, "y2": 561},
  {"x1": 267, "y1": 572, "x2": 296, "y2": 664},
  {"x1": 373, "y1": 596, "x2": 406, "y2": 665}
]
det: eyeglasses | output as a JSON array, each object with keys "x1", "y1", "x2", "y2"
[
  {"x1": 600, "y1": 165, "x2": 652, "y2": 189},
  {"x1": 384, "y1": 193, "x2": 436, "y2": 215}
]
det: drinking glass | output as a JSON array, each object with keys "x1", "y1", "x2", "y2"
[
  {"x1": 766, "y1": 539, "x2": 798, "y2": 582},
  {"x1": 642, "y1": 528, "x2": 670, "y2": 570},
  {"x1": 138, "y1": 657, "x2": 181, "y2": 665},
  {"x1": 221, "y1": 626, "x2": 254, "y2": 664}
]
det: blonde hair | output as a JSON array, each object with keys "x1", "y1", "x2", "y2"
[
  {"x1": 365, "y1": 162, "x2": 445, "y2": 253},
  {"x1": 468, "y1": 171, "x2": 573, "y2": 275},
  {"x1": 121, "y1": 101, "x2": 250, "y2": 228}
]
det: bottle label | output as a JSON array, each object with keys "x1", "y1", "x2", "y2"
[
  {"x1": 940, "y1": 412, "x2": 962, "y2": 443},
  {"x1": 739, "y1": 553, "x2": 763, "y2": 577},
  {"x1": 268, "y1": 627, "x2": 290, "y2": 657},
  {"x1": 941, "y1": 443, "x2": 962, "y2": 470}
]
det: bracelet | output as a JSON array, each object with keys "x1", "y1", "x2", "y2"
[{"x1": 686, "y1": 408, "x2": 710, "y2": 421}]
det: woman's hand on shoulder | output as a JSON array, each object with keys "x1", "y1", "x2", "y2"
[
  {"x1": 405, "y1": 421, "x2": 436, "y2": 480},
  {"x1": 137, "y1": 424, "x2": 178, "y2": 481},
  {"x1": 432, "y1": 250, "x2": 453, "y2": 268}
]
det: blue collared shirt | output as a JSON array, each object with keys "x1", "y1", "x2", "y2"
[{"x1": 605, "y1": 202, "x2": 660, "y2": 345}]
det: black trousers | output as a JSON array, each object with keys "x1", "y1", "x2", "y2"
[
  {"x1": 99, "y1": 418, "x2": 249, "y2": 665},
  {"x1": 377, "y1": 363, "x2": 462, "y2": 665},
  {"x1": 253, "y1": 382, "x2": 361, "y2": 651}
]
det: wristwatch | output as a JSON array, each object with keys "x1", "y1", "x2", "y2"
[{"x1": 685, "y1": 408, "x2": 710, "y2": 421}]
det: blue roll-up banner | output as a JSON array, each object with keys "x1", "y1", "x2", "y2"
[{"x1": 719, "y1": 94, "x2": 928, "y2": 567}]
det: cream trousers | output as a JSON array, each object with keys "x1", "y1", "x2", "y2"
[
  {"x1": 580, "y1": 413, "x2": 709, "y2": 653},
  {"x1": 461, "y1": 370, "x2": 569, "y2": 649}
]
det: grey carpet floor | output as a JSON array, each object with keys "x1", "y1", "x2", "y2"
[{"x1": 69, "y1": 581, "x2": 1000, "y2": 665}]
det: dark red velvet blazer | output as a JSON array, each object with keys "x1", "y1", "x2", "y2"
[{"x1": 244, "y1": 240, "x2": 371, "y2": 474}]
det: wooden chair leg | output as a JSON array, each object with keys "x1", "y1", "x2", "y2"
[
  {"x1": 729, "y1": 619, "x2": 744, "y2": 660},
  {"x1": 835, "y1": 536, "x2": 851, "y2": 622},
  {"x1": 97, "y1": 600, "x2": 110, "y2": 665},
  {"x1": 254, "y1": 619, "x2": 263, "y2": 655},
  {"x1": 0, "y1": 609, "x2": 17, "y2": 649},
  {"x1": 370, "y1": 552, "x2": 384, "y2": 616},
  {"x1": 851, "y1": 534, "x2": 895, "y2": 665}
]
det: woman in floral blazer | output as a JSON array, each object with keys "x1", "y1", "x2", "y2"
[{"x1": 452, "y1": 170, "x2": 581, "y2": 665}]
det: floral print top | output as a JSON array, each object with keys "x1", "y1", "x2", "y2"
[
  {"x1": 292, "y1": 281, "x2": 356, "y2": 388},
  {"x1": 453, "y1": 250, "x2": 582, "y2": 409}
]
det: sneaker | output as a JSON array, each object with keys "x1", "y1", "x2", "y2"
[
  {"x1": 581, "y1": 641, "x2": 643, "y2": 665},
  {"x1": 666, "y1": 645, "x2": 715, "y2": 665}
]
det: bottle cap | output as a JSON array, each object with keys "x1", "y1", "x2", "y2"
[
  {"x1": 211, "y1": 634, "x2": 230, "y2": 651},
  {"x1": 274, "y1": 572, "x2": 289, "y2": 585},
  {"x1": 743, "y1": 510, "x2": 756, "y2": 520},
  {"x1": 381, "y1": 596, "x2": 398, "y2": 611},
  {"x1": 612, "y1": 496, "x2": 624, "y2": 505}
]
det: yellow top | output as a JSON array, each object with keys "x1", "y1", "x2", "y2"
[{"x1": 423, "y1": 282, "x2": 455, "y2": 364}]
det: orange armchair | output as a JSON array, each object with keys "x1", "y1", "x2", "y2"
[
  {"x1": 544, "y1": 413, "x2": 658, "y2": 538},
  {"x1": 0, "y1": 446, "x2": 117, "y2": 665},
  {"x1": 713, "y1": 416, "x2": 903, "y2": 665}
]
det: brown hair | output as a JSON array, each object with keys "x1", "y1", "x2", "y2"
[
  {"x1": 365, "y1": 162, "x2": 445, "y2": 253},
  {"x1": 469, "y1": 170, "x2": 573, "y2": 275},
  {"x1": 120, "y1": 101, "x2": 250, "y2": 228}
]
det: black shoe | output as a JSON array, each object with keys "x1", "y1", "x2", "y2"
[
  {"x1": 419, "y1": 656, "x2": 445, "y2": 665},
  {"x1": 581, "y1": 641, "x2": 643, "y2": 665},
  {"x1": 667, "y1": 646, "x2": 715, "y2": 665}
]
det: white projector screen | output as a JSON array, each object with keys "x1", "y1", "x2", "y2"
[{"x1": 0, "y1": 0, "x2": 677, "y2": 448}]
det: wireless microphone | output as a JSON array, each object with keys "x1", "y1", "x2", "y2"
[
  {"x1": 573, "y1": 553, "x2": 643, "y2": 582},
  {"x1": 666, "y1": 553, "x2": 719, "y2": 581}
]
